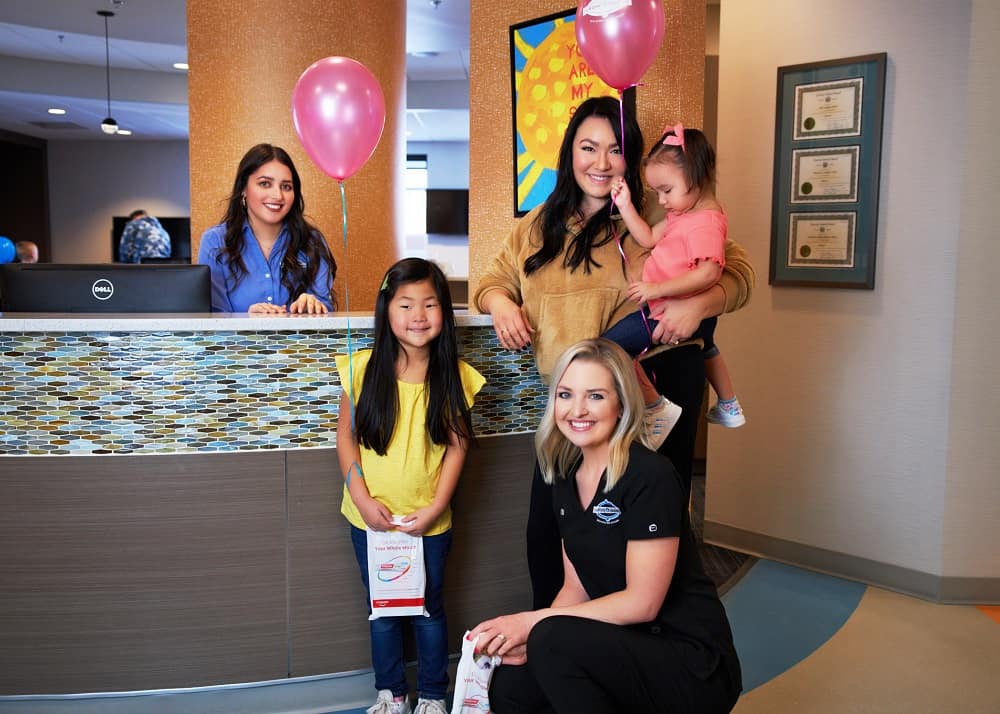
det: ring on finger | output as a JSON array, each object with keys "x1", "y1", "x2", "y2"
[{"x1": 496, "y1": 633, "x2": 506, "y2": 641}]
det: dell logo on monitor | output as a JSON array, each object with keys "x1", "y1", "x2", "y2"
[{"x1": 92, "y1": 278, "x2": 114, "y2": 300}]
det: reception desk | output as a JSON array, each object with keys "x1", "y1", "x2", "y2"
[{"x1": 0, "y1": 313, "x2": 545, "y2": 695}]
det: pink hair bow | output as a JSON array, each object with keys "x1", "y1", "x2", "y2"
[{"x1": 662, "y1": 122, "x2": 685, "y2": 152}]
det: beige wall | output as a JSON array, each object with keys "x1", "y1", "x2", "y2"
[
  {"x1": 187, "y1": 0, "x2": 406, "y2": 311},
  {"x1": 468, "y1": 0, "x2": 707, "y2": 300},
  {"x1": 708, "y1": 0, "x2": 999, "y2": 589},
  {"x1": 942, "y1": 0, "x2": 1000, "y2": 580}
]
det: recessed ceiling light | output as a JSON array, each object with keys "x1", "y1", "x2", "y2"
[
  {"x1": 47, "y1": 108, "x2": 66, "y2": 115},
  {"x1": 172, "y1": 62, "x2": 189, "y2": 70},
  {"x1": 116, "y1": 129, "x2": 132, "y2": 136}
]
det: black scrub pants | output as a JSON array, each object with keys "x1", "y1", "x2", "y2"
[
  {"x1": 527, "y1": 344, "x2": 705, "y2": 609},
  {"x1": 489, "y1": 616, "x2": 740, "y2": 714}
]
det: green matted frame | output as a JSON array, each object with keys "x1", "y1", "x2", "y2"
[{"x1": 769, "y1": 53, "x2": 887, "y2": 288}]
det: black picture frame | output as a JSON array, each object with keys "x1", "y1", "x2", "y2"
[
  {"x1": 769, "y1": 53, "x2": 887, "y2": 288},
  {"x1": 509, "y1": 9, "x2": 635, "y2": 217}
]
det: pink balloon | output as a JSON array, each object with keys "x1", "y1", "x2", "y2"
[
  {"x1": 575, "y1": 0, "x2": 665, "y2": 91},
  {"x1": 292, "y1": 57, "x2": 386, "y2": 181}
]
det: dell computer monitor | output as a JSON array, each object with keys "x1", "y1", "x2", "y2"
[{"x1": 0, "y1": 263, "x2": 212, "y2": 313}]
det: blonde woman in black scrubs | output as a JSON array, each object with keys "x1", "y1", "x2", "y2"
[{"x1": 470, "y1": 339, "x2": 742, "y2": 714}]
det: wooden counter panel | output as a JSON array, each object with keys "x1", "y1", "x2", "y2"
[
  {"x1": 0, "y1": 453, "x2": 287, "y2": 694},
  {"x1": 286, "y1": 448, "x2": 372, "y2": 675},
  {"x1": 446, "y1": 434, "x2": 536, "y2": 634},
  {"x1": 0, "y1": 432, "x2": 537, "y2": 692}
]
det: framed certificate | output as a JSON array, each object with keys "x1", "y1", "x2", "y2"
[
  {"x1": 788, "y1": 213, "x2": 856, "y2": 268},
  {"x1": 794, "y1": 78, "x2": 863, "y2": 140},
  {"x1": 790, "y1": 147, "x2": 859, "y2": 203},
  {"x1": 769, "y1": 53, "x2": 886, "y2": 289}
]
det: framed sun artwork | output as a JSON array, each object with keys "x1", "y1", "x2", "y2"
[{"x1": 509, "y1": 9, "x2": 636, "y2": 216}]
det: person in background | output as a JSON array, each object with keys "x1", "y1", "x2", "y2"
[
  {"x1": 605, "y1": 123, "x2": 746, "y2": 428},
  {"x1": 14, "y1": 241, "x2": 39, "y2": 263},
  {"x1": 473, "y1": 96, "x2": 755, "y2": 609},
  {"x1": 470, "y1": 339, "x2": 742, "y2": 714},
  {"x1": 118, "y1": 209, "x2": 171, "y2": 263},
  {"x1": 198, "y1": 143, "x2": 336, "y2": 314},
  {"x1": 336, "y1": 258, "x2": 485, "y2": 714}
]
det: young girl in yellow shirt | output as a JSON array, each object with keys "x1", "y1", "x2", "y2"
[{"x1": 336, "y1": 258, "x2": 485, "y2": 714}]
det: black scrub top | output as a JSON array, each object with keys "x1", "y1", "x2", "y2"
[{"x1": 552, "y1": 442, "x2": 741, "y2": 683}]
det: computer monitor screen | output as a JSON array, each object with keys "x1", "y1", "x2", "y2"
[
  {"x1": 0, "y1": 263, "x2": 212, "y2": 313},
  {"x1": 425, "y1": 189, "x2": 469, "y2": 235}
]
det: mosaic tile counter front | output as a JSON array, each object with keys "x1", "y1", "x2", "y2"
[{"x1": 0, "y1": 317, "x2": 545, "y2": 456}]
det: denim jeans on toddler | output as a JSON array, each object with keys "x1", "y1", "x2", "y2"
[
  {"x1": 603, "y1": 308, "x2": 719, "y2": 358},
  {"x1": 350, "y1": 525, "x2": 453, "y2": 701}
]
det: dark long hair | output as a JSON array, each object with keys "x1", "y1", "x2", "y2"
[
  {"x1": 218, "y1": 143, "x2": 337, "y2": 308},
  {"x1": 525, "y1": 96, "x2": 644, "y2": 276},
  {"x1": 645, "y1": 126, "x2": 716, "y2": 193},
  {"x1": 354, "y1": 258, "x2": 474, "y2": 455}
]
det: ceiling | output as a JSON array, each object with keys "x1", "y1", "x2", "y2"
[{"x1": 0, "y1": 0, "x2": 470, "y2": 143}]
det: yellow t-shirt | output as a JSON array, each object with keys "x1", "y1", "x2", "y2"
[{"x1": 334, "y1": 349, "x2": 486, "y2": 535}]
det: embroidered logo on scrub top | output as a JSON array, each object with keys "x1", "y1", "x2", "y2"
[{"x1": 593, "y1": 499, "x2": 621, "y2": 525}]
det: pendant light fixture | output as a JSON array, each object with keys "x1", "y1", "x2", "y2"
[{"x1": 98, "y1": 10, "x2": 118, "y2": 135}]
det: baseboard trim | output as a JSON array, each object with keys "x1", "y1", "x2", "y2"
[
  {"x1": 704, "y1": 521, "x2": 1000, "y2": 605},
  {"x1": 0, "y1": 670, "x2": 376, "y2": 713},
  {"x1": 0, "y1": 659, "x2": 461, "y2": 714}
]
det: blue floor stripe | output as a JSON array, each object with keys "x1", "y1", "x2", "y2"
[{"x1": 721, "y1": 559, "x2": 866, "y2": 692}]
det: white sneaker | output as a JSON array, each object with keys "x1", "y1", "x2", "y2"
[
  {"x1": 706, "y1": 398, "x2": 746, "y2": 428},
  {"x1": 643, "y1": 397, "x2": 682, "y2": 450},
  {"x1": 413, "y1": 698, "x2": 448, "y2": 714},
  {"x1": 367, "y1": 689, "x2": 411, "y2": 714}
]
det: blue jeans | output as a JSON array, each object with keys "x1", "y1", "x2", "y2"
[
  {"x1": 350, "y1": 525, "x2": 452, "y2": 700},
  {"x1": 603, "y1": 309, "x2": 719, "y2": 357}
]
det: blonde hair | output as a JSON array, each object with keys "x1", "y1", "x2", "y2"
[{"x1": 535, "y1": 339, "x2": 648, "y2": 490}]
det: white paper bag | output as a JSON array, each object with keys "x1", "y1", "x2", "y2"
[
  {"x1": 451, "y1": 631, "x2": 501, "y2": 713},
  {"x1": 366, "y1": 525, "x2": 428, "y2": 619}
]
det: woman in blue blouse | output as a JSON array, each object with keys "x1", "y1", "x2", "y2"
[{"x1": 198, "y1": 144, "x2": 336, "y2": 313}]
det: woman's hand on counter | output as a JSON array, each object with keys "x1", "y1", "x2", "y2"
[
  {"x1": 248, "y1": 302, "x2": 288, "y2": 314},
  {"x1": 289, "y1": 293, "x2": 329, "y2": 314}
]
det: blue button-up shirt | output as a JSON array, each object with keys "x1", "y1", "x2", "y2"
[{"x1": 197, "y1": 222, "x2": 334, "y2": 313}]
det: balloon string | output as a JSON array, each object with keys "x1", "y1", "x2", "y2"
[
  {"x1": 617, "y1": 89, "x2": 626, "y2": 171},
  {"x1": 340, "y1": 179, "x2": 358, "y2": 434},
  {"x1": 611, "y1": 89, "x2": 655, "y2": 364}
]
